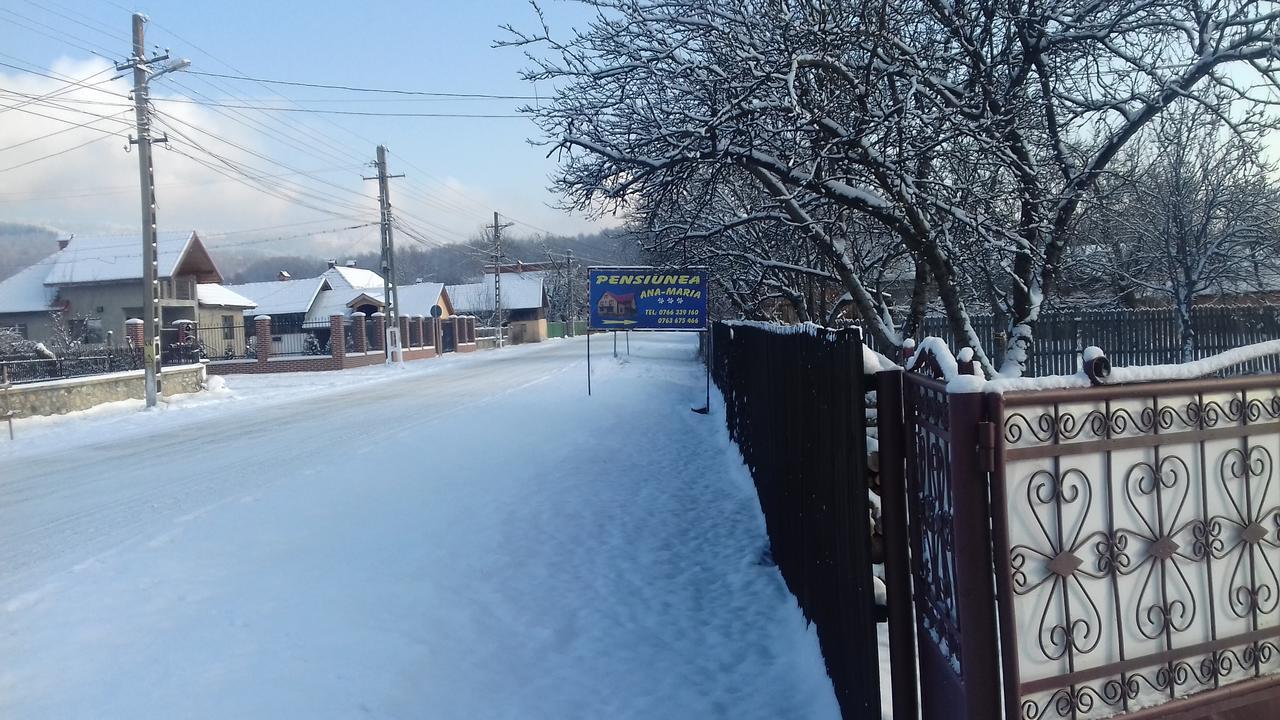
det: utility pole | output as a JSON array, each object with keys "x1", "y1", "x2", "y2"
[
  {"x1": 565, "y1": 248, "x2": 574, "y2": 337},
  {"x1": 366, "y1": 145, "x2": 405, "y2": 366},
  {"x1": 119, "y1": 13, "x2": 186, "y2": 408},
  {"x1": 487, "y1": 212, "x2": 513, "y2": 349}
]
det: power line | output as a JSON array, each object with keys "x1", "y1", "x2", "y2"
[
  {"x1": 0, "y1": 106, "x2": 131, "y2": 152},
  {"x1": 184, "y1": 69, "x2": 540, "y2": 99},
  {"x1": 0, "y1": 163, "x2": 365, "y2": 200},
  {"x1": 0, "y1": 133, "x2": 114, "y2": 173},
  {"x1": 151, "y1": 97, "x2": 524, "y2": 118}
]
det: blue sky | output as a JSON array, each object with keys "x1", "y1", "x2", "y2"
[{"x1": 0, "y1": 0, "x2": 612, "y2": 256}]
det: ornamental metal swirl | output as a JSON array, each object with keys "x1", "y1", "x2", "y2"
[
  {"x1": 1002, "y1": 395, "x2": 1280, "y2": 446},
  {"x1": 908, "y1": 379, "x2": 963, "y2": 672},
  {"x1": 1005, "y1": 393, "x2": 1280, "y2": 719}
]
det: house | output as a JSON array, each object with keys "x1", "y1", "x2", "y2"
[
  {"x1": 447, "y1": 272, "x2": 549, "y2": 343},
  {"x1": 195, "y1": 283, "x2": 257, "y2": 359},
  {"x1": 597, "y1": 291, "x2": 637, "y2": 319},
  {"x1": 315, "y1": 281, "x2": 454, "y2": 323},
  {"x1": 222, "y1": 261, "x2": 455, "y2": 354},
  {"x1": 0, "y1": 232, "x2": 223, "y2": 346}
]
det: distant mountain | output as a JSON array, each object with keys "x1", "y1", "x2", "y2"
[
  {"x1": 0, "y1": 222, "x2": 61, "y2": 281},
  {"x1": 220, "y1": 230, "x2": 641, "y2": 285}
]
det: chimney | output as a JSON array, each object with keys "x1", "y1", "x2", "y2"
[
  {"x1": 346, "y1": 260, "x2": 357, "y2": 268},
  {"x1": 328, "y1": 259, "x2": 337, "y2": 269},
  {"x1": 414, "y1": 277, "x2": 424, "y2": 284},
  {"x1": 278, "y1": 270, "x2": 292, "y2": 281}
]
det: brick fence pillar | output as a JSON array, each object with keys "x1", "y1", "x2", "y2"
[
  {"x1": 125, "y1": 318, "x2": 144, "y2": 349},
  {"x1": 254, "y1": 314, "x2": 272, "y2": 365},
  {"x1": 371, "y1": 312, "x2": 385, "y2": 352},
  {"x1": 174, "y1": 319, "x2": 194, "y2": 343},
  {"x1": 424, "y1": 317, "x2": 437, "y2": 356},
  {"x1": 351, "y1": 312, "x2": 367, "y2": 353},
  {"x1": 329, "y1": 314, "x2": 345, "y2": 362},
  {"x1": 399, "y1": 315, "x2": 410, "y2": 349}
]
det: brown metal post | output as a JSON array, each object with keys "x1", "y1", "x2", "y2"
[
  {"x1": 876, "y1": 368, "x2": 920, "y2": 720},
  {"x1": 984, "y1": 391, "x2": 1021, "y2": 720},
  {"x1": 947, "y1": 390, "x2": 1003, "y2": 720}
]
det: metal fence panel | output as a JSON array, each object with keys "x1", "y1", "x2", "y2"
[
  {"x1": 995, "y1": 380, "x2": 1280, "y2": 719},
  {"x1": 710, "y1": 322, "x2": 881, "y2": 718}
]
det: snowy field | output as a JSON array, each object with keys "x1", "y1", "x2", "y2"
[{"x1": 0, "y1": 333, "x2": 839, "y2": 719}]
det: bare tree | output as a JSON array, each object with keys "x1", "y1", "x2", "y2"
[
  {"x1": 503, "y1": 0, "x2": 1280, "y2": 375},
  {"x1": 1072, "y1": 104, "x2": 1280, "y2": 360}
]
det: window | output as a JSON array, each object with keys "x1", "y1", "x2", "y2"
[
  {"x1": 222, "y1": 315, "x2": 235, "y2": 340},
  {"x1": 83, "y1": 318, "x2": 104, "y2": 344},
  {"x1": 176, "y1": 277, "x2": 193, "y2": 301},
  {"x1": 69, "y1": 317, "x2": 105, "y2": 344}
]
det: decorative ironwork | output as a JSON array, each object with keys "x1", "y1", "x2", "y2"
[
  {"x1": 907, "y1": 376, "x2": 963, "y2": 672},
  {"x1": 1003, "y1": 394, "x2": 1280, "y2": 448},
  {"x1": 1003, "y1": 387, "x2": 1280, "y2": 719}
]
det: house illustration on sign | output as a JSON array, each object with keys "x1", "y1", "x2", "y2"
[{"x1": 597, "y1": 291, "x2": 637, "y2": 321}]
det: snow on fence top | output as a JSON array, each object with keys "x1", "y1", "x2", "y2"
[
  {"x1": 907, "y1": 336, "x2": 1280, "y2": 393},
  {"x1": 719, "y1": 323, "x2": 1280, "y2": 391},
  {"x1": 721, "y1": 320, "x2": 897, "y2": 371}
]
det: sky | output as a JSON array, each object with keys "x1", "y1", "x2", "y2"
[{"x1": 0, "y1": 0, "x2": 614, "y2": 258}]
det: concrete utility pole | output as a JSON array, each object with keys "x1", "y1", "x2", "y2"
[
  {"x1": 119, "y1": 13, "x2": 187, "y2": 408},
  {"x1": 487, "y1": 212, "x2": 513, "y2": 349},
  {"x1": 367, "y1": 145, "x2": 405, "y2": 366},
  {"x1": 565, "y1": 248, "x2": 574, "y2": 337}
]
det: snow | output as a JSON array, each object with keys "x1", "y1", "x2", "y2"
[
  {"x1": 961, "y1": 338, "x2": 1280, "y2": 393},
  {"x1": 0, "y1": 258, "x2": 57, "y2": 314},
  {"x1": 904, "y1": 336, "x2": 987, "y2": 392},
  {"x1": 223, "y1": 277, "x2": 331, "y2": 317},
  {"x1": 196, "y1": 283, "x2": 257, "y2": 309},
  {"x1": 43, "y1": 232, "x2": 196, "y2": 286},
  {"x1": 0, "y1": 334, "x2": 840, "y2": 719},
  {"x1": 321, "y1": 265, "x2": 384, "y2": 291},
  {"x1": 310, "y1": 282, "x2": 448, "y2": 322},
  {"x1": 448, "y1": 273, "x2": 545, "y2": 313}
]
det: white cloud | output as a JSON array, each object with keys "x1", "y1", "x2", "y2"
[
  {"x1": 0, "y1": 55, "x2": 616, "y2": 263},
  {"x1": 0, "y1": 57, "x2": 375, "y2": 242}
]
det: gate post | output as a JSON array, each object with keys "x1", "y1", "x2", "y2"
[
  {"x1": 945, "y1": 389, "x2": 1003, "y2": 720},
  {"x1": 876, "y1": 368, "x2": 919, "y2": 720}
]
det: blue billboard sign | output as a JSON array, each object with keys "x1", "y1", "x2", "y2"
[{"x1": 588, "y1": 267, "x2": 708, "y2": 331}]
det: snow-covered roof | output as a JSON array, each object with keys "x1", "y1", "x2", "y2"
[
  {"x1": 197, "y1": 283, "x2": 257, "y2": 309},
  {"x1": 394, "y1": 282, "x2": 448, "y2": 316},
  {"x1": 43, "y1": 231, "x2": 214, "y2": 285},
  {"x1": 321, "y1": 265, "x2": 384, "y2": 291},
  {"x1": 0, "y1": 256, "x2": 58, "y2": 314},
  {"x1": 222, "y1": 276, "x2": 330, "y2": 316},
  {"x1": 447, "y1": 273, "x2": 545, "y2": 313},
  {"x1": 308, "y1": 282, "x2": 449, "y2": 322}
]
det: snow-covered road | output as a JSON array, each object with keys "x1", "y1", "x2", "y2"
[{"x1": 0, "y1": 333, "x2": 838, "y2": 719}]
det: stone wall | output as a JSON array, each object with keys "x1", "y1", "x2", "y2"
[{"x1": 0, "y1": 363, "x2": 206, "y2": 418}]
